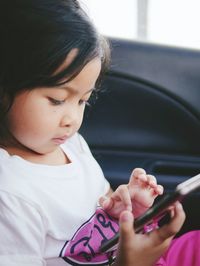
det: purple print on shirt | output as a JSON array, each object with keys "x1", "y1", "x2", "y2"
[{"x1": 60, "y1": 207, "x2": 119, "y2": 265}]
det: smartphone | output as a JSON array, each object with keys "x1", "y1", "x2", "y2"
[{"x1": 100, "y1": 173, "x2": 200, "y2": 252}]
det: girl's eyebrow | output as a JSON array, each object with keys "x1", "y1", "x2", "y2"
[{"x1": 60, "y1": 85, "x2": 95, "y2": 95}]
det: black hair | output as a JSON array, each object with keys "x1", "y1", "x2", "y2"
[{"x1": 0, "y1": 0, "x2": 110, "y2": 142}]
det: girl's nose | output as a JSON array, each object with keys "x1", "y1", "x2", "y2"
[{"x1": 60, "y1": 109, "x2": 79, "y2": 128}]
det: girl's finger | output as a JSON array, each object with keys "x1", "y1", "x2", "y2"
[
  {"x1": 119, "y1": 210, "x2": 135, "y2": 244},
  {"x1": 146, "y1": 174, "x2": 157, "y2": 188},
  {"x1": 129, "y1": 169, "x2": 147, "y2": 186},
  {"x1": 154, "y1": 184, "x2": 164, "y2": 195},
  {"x1": 132, "y1": 168, "x2": 146, "y2": 177},
  {"x1": 150, "y1": 202, "x2": 185, "y2": 245},
  {"x1": 113, "y1": 185, "x2": 132, "y2": 211}
]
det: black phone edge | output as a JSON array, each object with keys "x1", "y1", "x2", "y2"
[{"x1": 100, "y1": 190, "x2": 182, "y2": 252}]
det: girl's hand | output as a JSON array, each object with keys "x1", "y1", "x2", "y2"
[
  {"x1": 129, "y1": 168, "x2": 164, "y2": 217},
  {"x1": 113, "y1": 202, "x2": 185, "y2": 266},
  {"x1": 99, "y1": 168, "x2": 163, "y2": 219}
]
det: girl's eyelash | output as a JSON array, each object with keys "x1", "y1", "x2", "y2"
[
  {"x1": 48, "y1": 98, "x2": 65, "y2": 105},
  {"x1": 81, "y1": 88, "x2": 99, "y2": 107},
  {"x1": 79, "y1": 99, "x2": 91, "y2": 107},
  {"x1": 48, "y1": 97, "x2": 91, "y2": 107},
  {"x1": 48, "y1": 88, "x2": 99, "y2": 107},
  {"x1": 85, "y1": 100, "x2": 91, "y2": 107}
]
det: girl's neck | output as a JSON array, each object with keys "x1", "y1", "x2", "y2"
[{"x1": 4, "y1": 145, "x2": 71, "y2": 166}]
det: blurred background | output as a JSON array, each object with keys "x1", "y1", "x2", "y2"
[{"x1": 82, "y1": 0, "x2": 200, "y2": 50}]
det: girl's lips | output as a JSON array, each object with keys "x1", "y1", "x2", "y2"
[{"x1": 52, "y1": 136, "x2": 68, "y2": 144}]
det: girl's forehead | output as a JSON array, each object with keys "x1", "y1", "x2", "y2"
[{"x1": 57, "y1": 57, "x2": 102, "y2": 93}]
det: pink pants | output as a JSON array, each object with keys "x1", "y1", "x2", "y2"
[{"x1": 156, "y1": 230, "x2": 200, "y2": 266}]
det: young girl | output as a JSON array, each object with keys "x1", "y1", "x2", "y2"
[{"x1": 0, "y1": 1, "x2": 198, "y2": 266}]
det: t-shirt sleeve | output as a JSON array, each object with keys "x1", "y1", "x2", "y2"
[{"x1": 0, "y1": 192, "x2": 46, "y2": 266}]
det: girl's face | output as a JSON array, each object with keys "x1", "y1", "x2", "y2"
[{"x1": 6, "y1": 57, "x2": 101, "y2": 156}]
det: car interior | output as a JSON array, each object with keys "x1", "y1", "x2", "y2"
[{"x1": 80, "y1": 37, "x2": 200, "y2": 236}]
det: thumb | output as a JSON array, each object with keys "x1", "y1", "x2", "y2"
[
  {"x1": 119, "y1": 211, "x2": 135, "y2": 244},
  {"x1": 115, "y1": 211, "x2": 135, "y2": 265}
]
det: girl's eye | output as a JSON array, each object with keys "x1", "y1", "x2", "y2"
[{"x1": 48, "y1": 98, "x2": 65, "y2": 106}]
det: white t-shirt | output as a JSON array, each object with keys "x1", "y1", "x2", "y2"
[{"x1": 0, "y1": 133, "x2": 118, "y2": 266}]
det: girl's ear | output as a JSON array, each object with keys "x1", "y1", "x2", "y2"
[
  {"x1": 0, "y1": 91, "x2": 14, "y2": 147},
  {"x1": 0, "y1": 90, "x2": 13, "y2": 115}
]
